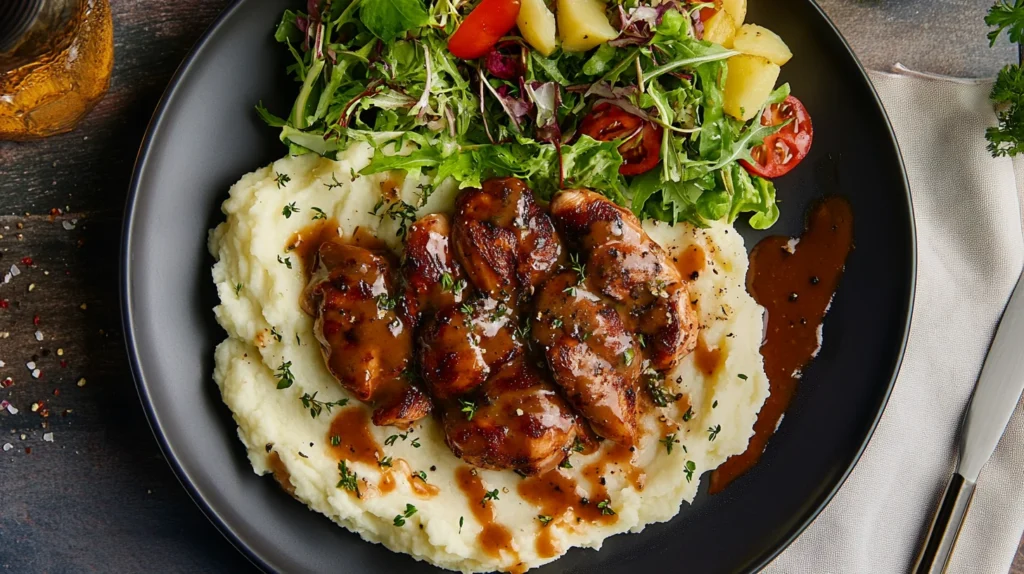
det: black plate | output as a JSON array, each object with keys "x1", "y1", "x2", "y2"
[{"x1": 121, "y1": 1, "x2": 914, "y2": 572}]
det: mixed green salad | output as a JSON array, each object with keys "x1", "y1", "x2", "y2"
[{"x1": 257, "y1": 0, "x2": 804, "y2": 229}]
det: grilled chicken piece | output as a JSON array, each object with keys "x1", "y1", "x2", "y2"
[
  {"x1": 418, "y1": 296, "x2": 521, "y2": 400},
  {"x1": 451, "y1": 177, "x2": 563, "y2": 300},
  {"x1": 400, "y1": 214, "x2": 467, "y2": 326},
  {"x1": 305, "y1": 240, "x2": 431, "y2": 427},
  {"x1": 551, "y1": 189, "x2": 699, "y2": 372},
  {"x1": 441, "y1": 356, "x2": 578, "y2": 475},
  {"x1": 532, "y1": 271, "x2": 642, "y2": 445}
]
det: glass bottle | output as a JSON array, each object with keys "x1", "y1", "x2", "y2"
[{"x1": 0, "y1": 0, "x2": 114, "y2": 140}]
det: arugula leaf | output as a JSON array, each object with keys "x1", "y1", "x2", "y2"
[{"x1": 361, "y1": 0, "x2": 430, "y2": 41}]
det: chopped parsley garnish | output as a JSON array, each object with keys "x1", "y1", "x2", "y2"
[
  {"x1": 310, "y1": 206, "x2": 327, "y2": 220},
  {"x1": 393, "y1": 503, "x2": 417, "y2": 526},
  {"x1": 410, "y1": 437, "x2": 421, "y2": 448},
  {"x1": 277, "y1": 255, "x2": 292, "y2": 269},
  {"x1": 514, "y1": 318, "x2": 531, "y2": 341},
  {"x1": 385, "y1": 434, "x2": 401, "y2": 446},
  {"x1": 300, "y1": 392, "x2": 349, "y2": 418},
  {"x1": 537, "y1": 515, "x2": 553, "y2": 526},
  {"x1": 597, "y1": 499, "x2": 616, "y2": 516},
  {"x1": 482, "y1": 489, "x2": 500, "y2": 505},
  {"x1": 324, "y1": 173, "x2": 344, "y2": 190},
  {"x1": 682, "y1": 406, "x2": 694, "y2": 422},
  {"x1": 660, "y1": 433, "x2": 678, "y2": 454},
  {"x1": 458, "y1": 399, "x2": 478, "y2": 421},
  {"x1": 986, "y1": 2, "x2": 1024, "y2": 157},
  {"x1": 459, "y1": 303, "x2": 474, "y2": 316},
  {"x1": 647, "y1": 378, "x2": 673, "y2": 407},
  {"x1": 569, "y1": 252, "x2": 586, "y2": 285},
  {"x1": 412, "y1": 470, "x2": 427, "y2": 481},
  {"x1": 337, "y1": 460, "x2": 360, "y2": 495},
  {"x1": 440, "y1": 272, "x2": 454, "y2": 292},
  {"x1": 559, "y1": 457, "x2": 573, "y2": 469},
  {"x1": 738, "y1": 373, "x2": 748, "y2": 380},
  {"x1": 270, "y1": 327, "x2": 283, "y2": 342},
  {"x1": 684, "y1": 460, "x2": 696, "y2": 482},
  {"x1": 282, "y1": 202, "x2": 299, "y2": 218},
  {"x1": 378, "y1": 456, "x2": 393, "y2": 468},
  {"x1": 572, "y1": 438, "x2": 585, "y2": 453},
  {"x1": 637, "y1": 333, "x2": 646, "y2": 348},
  {"x1": 712, "y1": 400, "x2": 719, "y2": 409},
  {"x1": 375, "y1": 293, "x2": 396, "y2": 316},
  {"x1": 382, "y1": 200, "x2": 418, "y2": 240},
  {"x1": 273, "y1": 172, "x2": 290, "y2": 188},
  {"x1": 551, "y1": 317, "x2": 563, "y2": 329},
  {"x1": 707, "y1": 424, "x2": 721, "y2": 442},
  {"x1": 330, "y1": 435, "x2": 340, "y2": 447},
  {"x1": 234, "y1": 283, "x2": 243, "y2": 295},
  {"x1": 275, "y1": 361, "x2": 295, "y2": 389},
  {"x1": 459, "y1": 516, "x2": 464, "y2": 533},
  {"x1": 562, "y1": 284, "x2": 577, "y2": 297},
  {"x1": 623, "y1": 348, "x2": 635, "y2": 367}
]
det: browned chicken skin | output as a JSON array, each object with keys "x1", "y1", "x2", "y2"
[
  {"x1": 305, "y1": 240, "x2": 431, "y2": 427},
  {"x1": 532, "y1": 271, "x2": 642, "y2": 445},
  {"x1": 400, "y1": 214, "x2": 467, "y2": 326},
  {"x1": 441, "y1": 356, "x2": 578, "y2": 475},
  {"x1": 550, "y1": 189, "x2": 699, "y2": 372},
  {"x1": 451, "y1": 177, "x2": 563, "y2": 300},
  {"x1": 418, "y1": 296, "x2": 521, "y2": 400}
]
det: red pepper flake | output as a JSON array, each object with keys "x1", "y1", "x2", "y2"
[
  {"x1": 1, "y1": 378, "x2": 12, "y2": 388},
  {"x1": 39, "y1": 408, "x2": 50, "y2": 418},
  {"x1": 0, "y1": 300, "x2": 8, "y2": 309},
  {"x1": 25, "y1": 447, "x2": 31, "y2": 454},
  {"x1": 60, "y1": 360, "x2": 68, "y2": 368},
  {"x1": 32, "y1": 315, "x2": 40, "y2": 326},
  {"x1": 52, "y1": 389, "x2": 60, "y2": 396},
  {"x1": 21, "y1": 257, "x2": 33, "y2": 266}
]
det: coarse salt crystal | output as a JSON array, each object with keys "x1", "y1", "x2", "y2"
[
  {"x1": 31, "y1": 369, "x2": 41, "y2": 379},
  {"x1": 6, "y1": 403, "x2": 18, "y2": 415},
  {"x1": 2, "y1": 443, "x2": 12, "y2": 452},
  {"x1": 26, "y1": 361, "x2": 36, "y2": 370},
  {"x1": 62, "y1": 220, "x2": 76, "y2": 230},
  {"x1": 34, "y1": 331, "x2": 43, "y2": 341},
  {"x1": 43, "y1": 433, "x2": 54, "y2": 443},
  {"x1": 9, "y1": 265, "x2": 20, "y2": 277},
  {"x1": 0, "y1": 360, "x2": 4, "y2": 367}
]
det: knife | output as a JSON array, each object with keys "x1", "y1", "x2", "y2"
[{"x1": 913, "y1": 268, "x2": 1024, "y2": 574}]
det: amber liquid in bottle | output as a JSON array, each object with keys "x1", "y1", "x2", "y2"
[{"x1": 0, "y1": 0, "x2": 114, "y2": 140}]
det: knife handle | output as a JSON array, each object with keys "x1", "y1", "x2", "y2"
[{"x1": 912, "y1": 473, "x2": 976, "y2": 574}]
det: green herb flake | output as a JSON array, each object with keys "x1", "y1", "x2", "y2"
[
  {"x1": 684, "y1": 460, "x2": 696, "y2": 482},
  {"x1": 337, "y1": 460, "x2": 360, "y2": 495},
  {"x1": 660, "y1": 433, "x2": 678, "y2": 454},
  {"x1": 597, "y1": 499, "x2": 616, "y2": 516},
  {"x1": 277, "y1": 255, "x2": 292, "y2": 269},
  {"x1": 274, "y1": 172, "x2": 290, "y2": 188},
  {"x1": 538, "y1": 515, "x2": 553, "y2": 526},
  {"x1": 482, "y1": 489, "x2": 500, "y2": 505},
  {"x1": 275, "y1": 360, "x2": 296, "y2": 389},
  {"x1": 310, "y1": 206, "x2": 327, "y2": 220},
  {"x1": 459, "y1": 398, "x2": 478, "y2": 421},
  {"x1": 393, "y1": 503, "x2": 418, "y2": 527},
  {"x1": 301, "y1": 391, "x2": 349, "y2": 418},
  {"x1": 708, "y1": 424, "x2": 721, "y2": 442}
]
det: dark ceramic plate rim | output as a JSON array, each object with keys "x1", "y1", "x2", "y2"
[{"x1": 120, "y1": 1, "x2": 916, "y2": 571}]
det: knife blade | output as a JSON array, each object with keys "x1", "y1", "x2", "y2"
[{"x1": 913, "y1": 267, "x2": 1024, "y2": 573}]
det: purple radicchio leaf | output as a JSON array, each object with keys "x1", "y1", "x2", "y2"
[
  {"x1": 479, "y1": 69, "x2": 532, "y2": 133},
  {"x1": 484, "y1": 41, "x2": 526, "y2": 81},
  {"x1": 303, "y1": 0, "x2": 322, "y2": 52}
]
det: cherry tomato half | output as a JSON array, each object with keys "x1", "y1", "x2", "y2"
[
  {"x1": 447, "y1": 0, "x2": 521, "y2": 60},
  {"x1": 579, "y1": 103, "x2": 663, "y2": 176},
  {"x1": 740, "y1": 95, "x2": 814, "y2": 179}
]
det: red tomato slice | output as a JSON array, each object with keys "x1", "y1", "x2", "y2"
[
  {"x1": 448, "y1": 0, "x2": 521, "y2": 60},
  {"x1": 579, "y1": 103, "x2": 663, "y2": 176},
  {"x1": 740, "y1": 95, "x2": 814, "y2": 179}
]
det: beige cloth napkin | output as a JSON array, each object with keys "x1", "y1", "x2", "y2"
[{"x1": 763, "y1": 70, "x2": 1024, "y2": 573}]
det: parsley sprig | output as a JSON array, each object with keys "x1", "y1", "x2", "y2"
[{"x1": 986, "y1": 1, "x2": 1024, "y2": 156}]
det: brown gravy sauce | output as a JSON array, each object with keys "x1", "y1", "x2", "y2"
[
  {"x1": 287, "y1": 221, "x2": 388, "y2": 276},
  {"x1": 709, "y1": 197, "x2": 853, "y2": 494},
  {"x1": 267, "y1": 451, "x2": 296, "y2": 496},
  {"x1": 455, "y1": 466, "x2": 519, "y2": 564},
  {"x1": 327, "y1": 407, "x2": 382, "y2": 466},
  {"x1": 693, "y1": 336, "x2": 722, "y2": 376},
  {"x1": 517, "y1": 469, "x2": 610, "y2": 557},
  {"x1": 673, "y1": 244, "x2": 707, "y2": 280}
]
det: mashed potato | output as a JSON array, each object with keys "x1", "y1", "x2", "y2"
[{"x1": 208, "y1": 147, "x2": 770, "y2": 573}]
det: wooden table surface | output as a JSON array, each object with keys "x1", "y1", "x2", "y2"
[{"x1": 0, "y1": 0, "x2": 1020, "y2": 572}]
